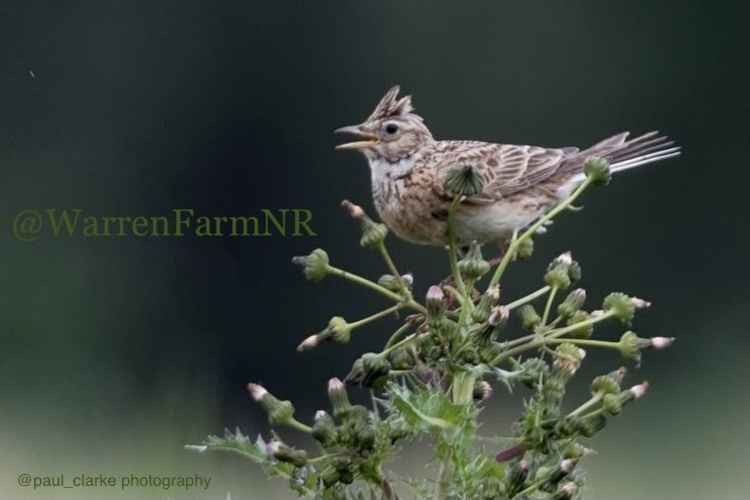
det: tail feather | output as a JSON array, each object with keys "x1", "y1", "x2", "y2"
[{"x1": 564, "y1": 131, "x2": 681, "y2": 185}]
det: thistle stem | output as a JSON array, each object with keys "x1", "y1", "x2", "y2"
[
  {"x1": 487, "y1": 177, "x2": 594, "y2": 291},
  {"x1": 490, "y1": 310, "x2": 615, "y2": 365},
  {"x1": 286, "y1": 417, "x2": 313, "y2": 434},
  {"x1": 541, "y1": 286, "x2": 559, "y2": 326},
  {"x1": 379, "y1": 333, "x2": 418, "y2": 358},
  {"x1": 504, "y1": 285, "x2": 551, "y2": 310},
  {"x1": 377, "y1": 241, "x2": 412, "y2": 298},
  {"x1": 545, "y1": 337, "x2": 621, "y2": 350},
  {"x1": 384, "y1": 321, "x2": 416, "y2": 349},
  {"x1": 568, "y1": 393, "x2": 604, "y2": 419},
  {"x1": 349, "y1": 304, "x2": 403, "y2": 329},
  {"x1": 446, "y1": 197, "x2": 469, "y2": 299},
  {"x1": 326, "y1": 265, "x2": 426, "y2": 313}
]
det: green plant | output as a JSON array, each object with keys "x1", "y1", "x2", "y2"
[{"x1": 188, "y1": 158, "x2": 674, "y2": 499}]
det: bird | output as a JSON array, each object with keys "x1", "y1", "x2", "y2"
[{"x1": 335, "y1": 86, "x2": 680, "y2": 247}]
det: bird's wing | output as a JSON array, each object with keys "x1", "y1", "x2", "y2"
[{"x1": 431, "y1": 141, "x2": 576, "y2": 202}]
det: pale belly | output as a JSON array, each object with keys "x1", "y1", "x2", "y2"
[{"x1": 374, "y1": 191, "x2": 550, "y2": 247}]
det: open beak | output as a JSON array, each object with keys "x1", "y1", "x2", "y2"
[{"x1": 334, "y1": 124, "x2": 379, "y2": 150}]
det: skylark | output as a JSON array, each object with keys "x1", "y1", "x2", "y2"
[{"x1": 335, "y1": 86, "x2": 680, "y2": 246}]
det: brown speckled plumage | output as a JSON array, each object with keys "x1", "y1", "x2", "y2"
[{"x1": 335, "y1": 86, "x2": 680, "y2": 246}]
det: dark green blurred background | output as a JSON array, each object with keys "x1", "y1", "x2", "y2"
[{"x1": 0, "y1": 1, "x2": 747, "y2": 499}]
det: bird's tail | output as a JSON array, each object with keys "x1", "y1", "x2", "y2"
[{"x1": 565, "y1": 131, "x2": 681, "y2": 184}]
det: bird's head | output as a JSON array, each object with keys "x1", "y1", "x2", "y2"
[{"x1": 335, "y1": 85, "x2": 433, "y2": 163}]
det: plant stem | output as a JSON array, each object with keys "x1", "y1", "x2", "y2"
[
  {"x1": 377, "y1": 241, "x2": 412, "y2": 299},
  {"x1": 541, "y1": 285, "x2": 559, "y2": 326},
  {"x1": 568, "y1": 393, "x2": 604, "y2": 418},
  {"x1": 487, "y1": 177, "x2": 594, "y2": 291},
  {"x1": 286, "y1": 417, "x2": 313, "y2": 434},
  {"x1": 446, "y1": 197, "x2": 468, "y2": 299},
  {"x1": 384, "y1": 321, "x2": 415, "y2": 349},
  {"x1": 326, "y1": 265, "x2": 426, "y2": 314},
  {"x1": 513, "y1": 475, "x2": 548, "y2": 499},
  {"x1": 545, "y1": 337, "x2": 621, "y2": 350},
  {"x1": 349, "y1": 304, "x2": 403, "y2": 329},
  {"x1": 379, "y1": 333, "x2": 418, "y2": 358},
  {"x1": 504, "y1": 285, "x2": 551, "y2": 310},
  {"x1": 490, "y1": 310, "x2": 615, "y2": 366}
]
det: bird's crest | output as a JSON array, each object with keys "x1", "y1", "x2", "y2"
[{"x1": 367, "y1": 85, "x2": 417, "y2": 121}]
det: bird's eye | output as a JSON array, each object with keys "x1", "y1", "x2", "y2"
[{"x1": 384, "y1": 122, "x2": 399, "y2": 135}]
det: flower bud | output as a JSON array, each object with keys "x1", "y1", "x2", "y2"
[
  {"x1": 515, "y1": 236, "x2": 534, "y2": 259},
  {"x1": 618, "y1": 331, "x2": 650, "y2": 362},
  {"x1": 388, "y1": 348, "x2": 414, "y2": 370},
  {"x1": 566, "y1": 310, "x2": 593, "y2": 338},
  {"x1": 487, "y1": 284, "x2": 501, "y2": 303},
  {"x1": 548, "y1": 458, "x2": 578, "y2": 485},
  {"x1": 426, "y1": 285, "x2": 445, "y2": 317},
  {"x1": 629, "y1": 381, "x2": 649, "y2": 400},
  {"x1": 291, "y1": 249, "x2": 329, "y2": 282},
  {"x1": 557, "y1": 289, "x2": 586, "y2": 318},
  {"x1": 591, "y1": 373, "x2": 621, "y2": 395},
  {"x1": 341, "y1": 200, "x2": 389, "y2": 249},
  {"x1": 247, "y1": 383, "x2": 295, "y2": 427},
  {"x1": 488, "y1": 305, "x2": 510, "y2": 327},
  {"x1": 553, "y1": 343, "x2": 586, "y2": 377},
  {"x1": 328, "y1": 316, "x2": 352, "y2": 344},
  {"x1": 458, "y1": 242, "x2": 490, "y2": 280},
  {"x1": 345, "y1": 353, "x2": 391, "y2": 388},
  {"x1": 443, "y1": 164, "x2": 484, "y2": 197},
  {"x1": 576, "y1": 413, "x2": 607, "y2": 437},
  {"x1": 312, "y1": 410, "x2": 338, "y2": 447},
  {"x1": 584, "y1": 156, "x2": 611, "y2": 185},
  {"x1": 603, "y1": 292, "x2": 648, "y2": 324},
  {"x1": 265, "y1": 439, "x2": 308, "y2": 467},
  {"x1": 360, "y1": 221, "x2": 388, "y2": 249},
  {"x1": 327, "y1": 378, "x2": 352, "y2": 419},
  {"x1": 602, "y1": 393, "x2": 624, "y2": 415},
  {"x1": 552, "y1": 482, "x2": 578, "y2": 500},
  {"x1": 545, "y1": 252, "x2": 580, "y2": 290},
  {"x1": 650, "y1": 336, "x2": 675, "y2": 349},
  {"x1": 518, "y1": 304, "x2": 541, "y2": 331},
  {"x1": 296, "y1": 334, "x2": 322, "y2": 352},
  {"x1": 563, "y1": 442, "x2": 594, "y2": 460},
  {"x1": 473, "y1": 380, "x2": 493, "y2": 401},
  {"x1": 545, "y1": 267, "x2": 571, "y2": 290},
  {"x1": 378, "y1": 273, "x2": 413, "y2": 292}
]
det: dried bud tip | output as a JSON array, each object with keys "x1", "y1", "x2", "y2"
[
  {"x1": 327, "y1": 377, "x2": 345, "y2": 393},
  {"x1": 556, "y1": 251, "x2": 573, "y2": 265},
  {"x1": 314, "y1": 410, "x2": 328, "y2": 420},
  {"x1": 560, "y1": 458, "x2": 578, "y2": 473},
  {"x1": 340, "y1": 199, "x2": 364, "y2": 220},
  {"x1": 297, "y1": 335, "x2": 320, "y2": 352},
  {"x1": 488, "y1": 305, "x2": 510, "y2": 327},
  {"x1": 247, "y1": 383, "x2": 267, "y2": 401},
  {"x1": 556, "y1": 482, "x2": 578, "y2": 498},
  {"x1": 426, "y1": 285, "x2": 444, "y2": 302},
  {"x1": 650, "y1": 336, "x2": 675, "y2": 349},
  {"x1": 631, "y1": 296, "x2": 651, "y2": 309},
  {"x1": 487, "y1": 284, "x2": 500, "y2": 302},
  {"x1": 401, "y1": 273, "x2": 414, "y2": 287},
  {"x1": 629, "y1": 381, "x2": 649, "y2": 399}
]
